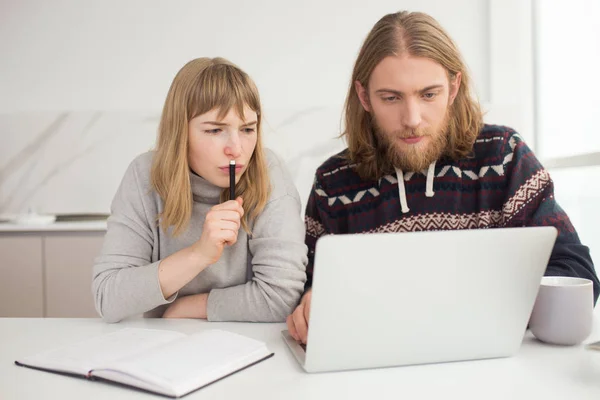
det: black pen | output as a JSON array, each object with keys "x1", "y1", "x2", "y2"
[{"x1": 229, "y1": 160, "x2": 236, "y2": 200}]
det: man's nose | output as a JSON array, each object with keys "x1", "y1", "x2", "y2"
[{"x1": 401, "y1": 98, "x2": 422, "y2": 130}]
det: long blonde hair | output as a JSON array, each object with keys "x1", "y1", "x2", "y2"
[
  {"x1": 151, "y1": 57, "x2": 270, "y2": 236},
  {"x1": 344, "y1": 11, "x2": 483, "y2": 180}
]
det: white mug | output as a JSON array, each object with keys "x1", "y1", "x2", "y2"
[{"x1": 529, "y1": 276, "x2": 594, "y2": 346}]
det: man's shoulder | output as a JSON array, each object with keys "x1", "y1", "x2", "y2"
[
  {"x1": 315, "y1": 148, "x2": 352, "y2": 173},
  {"x1": 472, "y1": 124, "x2": 529, "y2": 161},
  {"x1": 467, "y1": 124, "x2": 543, "y2": 185},
  {"x1": 313, "y1": 149, "x2": 362, "y2": 187}
]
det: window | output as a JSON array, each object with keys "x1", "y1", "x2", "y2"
[{"x1": 534, "y1": 0, "x2": 600, "y2": 261}]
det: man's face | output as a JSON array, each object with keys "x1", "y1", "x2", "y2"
[{"x1": 356, "y1": 55, "x2": 461, "y2": 172}]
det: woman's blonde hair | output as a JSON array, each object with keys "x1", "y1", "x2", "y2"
[
  {"x1": 151, "y1": 57, "x2": 270, "y2": 236},
  {"x1": 344, "y1": 11, "x2": 484, "y2": 180}
]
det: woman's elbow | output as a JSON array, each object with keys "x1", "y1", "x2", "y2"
[
  {"x1": 99, "y1": 310, "x2": 124, "y2": 324},
  {"x1": 93, "y1": 292, "x2": 124, "y2": 323},
  {"x1": 268, "y1": 284, "x2": 304, "y2": 322},
  {"x1": 269, "y1": 301, "x2": 295, "y2": 322},
  {"x1": 92, "y1": 276, "x2": 124, "y2": 324}
]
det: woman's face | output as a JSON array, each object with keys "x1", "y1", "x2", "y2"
[{"x1": 187, "y1": 105, "x2": 258, "y2": 188}]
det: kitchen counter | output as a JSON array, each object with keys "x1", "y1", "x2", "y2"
[{"x1": 0, "y1": 220, "x2": 107, "y2": 232}]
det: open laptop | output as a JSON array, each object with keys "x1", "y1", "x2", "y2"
[{"x1": 282, "y1": 226, "x2": 558, "y2": 373}]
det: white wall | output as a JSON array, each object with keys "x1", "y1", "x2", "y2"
[
  {"x1": 0, "y1": 0, "x2": 493, "y2": 112},
  {"x1": 0, "y1": 0, "x2": 533, "y2": 216}
]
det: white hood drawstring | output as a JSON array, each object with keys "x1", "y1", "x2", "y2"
[
  {"x1": 394, "y1": 161, "x2": 436, "y2": 214},
  {"x1": 394, "y1": 167, "x2": 410, "y2": 213},
  {"x1": 425, "y1": 160, "x2": 436, "y2": 197}
]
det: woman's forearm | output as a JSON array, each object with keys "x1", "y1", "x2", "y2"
[
  {"x1": 163, "y1": 293, "x2": 209, "y2": 319},
  {"x1": 158, "y1": 246, "x2": 211, "y2": 299}
]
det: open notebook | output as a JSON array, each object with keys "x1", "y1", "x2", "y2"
[{"x1": 15, "y1": 328, "x2": 274, "y2": 398}]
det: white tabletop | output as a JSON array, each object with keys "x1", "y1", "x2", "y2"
[{"x1": 2, "y1": 314, "x2": 600, "y2": 400}]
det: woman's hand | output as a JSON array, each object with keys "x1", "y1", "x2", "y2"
[
  {"x1": 157, "y1": 197, "x2": 244, "y2": 299},
  {"x1": 192, "y1": 197, "x2": 244, "y2": 265}
]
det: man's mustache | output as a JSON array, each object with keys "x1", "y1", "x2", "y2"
[{"x1": 393, "y1": 130, "x2": 429, "y2": 139}]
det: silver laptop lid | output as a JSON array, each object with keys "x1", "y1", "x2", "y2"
[{"x1": 303, "y1": 227, "x2": 557, "y2": 372}]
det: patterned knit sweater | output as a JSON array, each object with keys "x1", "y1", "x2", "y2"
[{"x1": 304, "y1": 124, "x2": 599, "y2": 303}]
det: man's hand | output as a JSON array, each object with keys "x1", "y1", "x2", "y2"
[
  {"x1": 286, "y1": 289, "x2": 312, "y2": 344},
  {"x1": 162, "y1": 293, "x2": 209, "y2": 319}
]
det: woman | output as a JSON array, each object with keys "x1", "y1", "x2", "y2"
[{"x1": 93, "y1": 58, "x2": 308, "y2": 323}]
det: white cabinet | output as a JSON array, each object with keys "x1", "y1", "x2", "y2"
[
  {"x1": 45, "y1": 234, "x2": 104, "y2": 317},
  {"x1": 0, "y1": 231, "x2": 105, "y2": 318},
  {"x1": 0, "y1": 236, "x2": 44, "y2": 317}
]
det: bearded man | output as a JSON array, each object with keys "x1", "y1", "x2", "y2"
[{"x1": 286, "y1": 10, "x2": 598, "y2": 344}]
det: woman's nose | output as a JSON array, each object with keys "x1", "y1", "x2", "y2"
[{"x1": 224, "y1": 132, "x2": 242, "y2": 158}]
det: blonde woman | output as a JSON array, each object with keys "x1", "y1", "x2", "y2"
[{"x1": 93, "y1": 58, "x2": 308, "y2": 323}]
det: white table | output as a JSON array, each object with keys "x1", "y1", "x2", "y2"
[{"x1": 2, "y1": 314, "x2": 600, "y2": 400}]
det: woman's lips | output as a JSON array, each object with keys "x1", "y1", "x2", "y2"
[{"x1": 219, "y1": 165, "x2": 244, "y2": 173}]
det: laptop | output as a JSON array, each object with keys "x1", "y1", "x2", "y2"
[{"x1": 282, "y1": 226, "x2": 558, "y2": 373}]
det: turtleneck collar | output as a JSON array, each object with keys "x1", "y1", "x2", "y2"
[{"x1": 190, "y1": 171, "x2": 223, "y2": 205}]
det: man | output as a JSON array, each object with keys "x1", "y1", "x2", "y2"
[{"x1": 286, "y1": 11, "x2": 599, "y2": 344}]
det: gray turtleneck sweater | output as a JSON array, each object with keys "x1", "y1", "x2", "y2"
[{"x1": 92, "y1": 149, "x2": 308, "y2": 323}]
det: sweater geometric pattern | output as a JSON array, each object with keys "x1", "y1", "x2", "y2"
[{"x1": 303, "y1": 124, "x2": 599, "y2": 302}]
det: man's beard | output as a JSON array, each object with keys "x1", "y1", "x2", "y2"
[{"x1": 373, "y1": 111, "x2": 450, "y2": 172}]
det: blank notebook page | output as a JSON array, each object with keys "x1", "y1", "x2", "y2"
[
  {"x1": 19, "y1": 328, "x2": 185, "y2": 374},
  {"x1": 100, "y1": 330, "x2": 267, "y2": 385}
]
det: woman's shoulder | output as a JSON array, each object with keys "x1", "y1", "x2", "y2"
[
  {"x1": 114, "y1": 151, "x2": 156, "y2": 201},
  {"x1": 110, "y1": 151, "x2": 161, "y2": 216},
  {"x1": 129, "y1": 151, "x2": 154, "y2": 173},
  {"x1": 264, "y1": 148, "x2": 285, "y2": 172},
  {"x1": 263, "y1": 148, "x2": 300, "y2": 203},
  {"x1": 122, "y1": 151, "x2": 155, "y2": 184}
]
